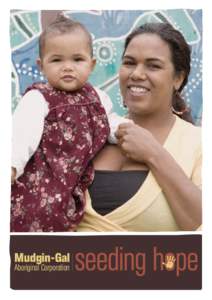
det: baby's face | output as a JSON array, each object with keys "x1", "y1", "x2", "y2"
[{"x1": 37, "y1": 31, "x2": 95, "y2": 92}]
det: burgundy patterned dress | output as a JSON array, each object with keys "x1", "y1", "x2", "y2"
[{"x1": 11, "y1": 82, "x2": 110, "y2": 232}]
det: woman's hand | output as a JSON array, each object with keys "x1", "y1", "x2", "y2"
[{"x1": 115, "y1": 122, "x2": 161, "y2": 164}]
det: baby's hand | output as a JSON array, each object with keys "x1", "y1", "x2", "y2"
[
  {"x1": 108, "y1": 113, "x2": 134, "y2": 144},
  {"x1": 11, "y1": 167, "x2": 16, "y2": 184}
]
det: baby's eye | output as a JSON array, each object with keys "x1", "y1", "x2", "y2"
[
  {"x1": 51, "y1": 58, "x2": 61, "y2": 62},
  {"x1": 74, "y1": 57, "x2": 84, "y2": 62}
]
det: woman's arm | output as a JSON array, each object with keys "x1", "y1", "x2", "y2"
[
  {"x1": 147, "y1": 145, "x2": 201, "y2": 230},
  {"x1": 116, "y1": 122, "x2": 202, "y2": 230}
]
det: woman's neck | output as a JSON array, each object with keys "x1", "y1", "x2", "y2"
[
  {"x1": 129, "y1": 110, "x2": 176, "y2": 145},
  {"x1": 129, "y1": 109, "x2": 174, "y2": 129}
]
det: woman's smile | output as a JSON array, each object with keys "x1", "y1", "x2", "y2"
[{"x1": 127, "y1": 85, "x2": 150, "y2": 97}]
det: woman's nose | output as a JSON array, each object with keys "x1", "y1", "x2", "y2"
[{"x1": 130, "y1": 65, "x2": 147, "y2": 81}]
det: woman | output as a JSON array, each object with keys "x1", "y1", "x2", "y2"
[{"x1": 76, "y1": 22, "x2": 202, "y2": 232}]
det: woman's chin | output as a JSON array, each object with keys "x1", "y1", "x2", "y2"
[{"x1": 126, "y1": 103, "x2": 149, "y2": 116}]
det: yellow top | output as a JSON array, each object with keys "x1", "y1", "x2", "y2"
[{"x1": 77, "y1": 117, "x2": 201, "y2": 232}]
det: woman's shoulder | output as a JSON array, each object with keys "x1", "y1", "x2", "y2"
[
  {"x1": 176, "y1": 117, "x2": 201, "y2": 152},
  {"x1": 177, "y1": 116, "x2": 201, "y2": 137}
]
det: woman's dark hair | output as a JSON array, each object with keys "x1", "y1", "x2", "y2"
[
  {"x1": 39, "y1": 13, "x2": 93, "y2": 58},
  {"x1": 123, "y1": 22, "x2": 193, "y2": 123}
]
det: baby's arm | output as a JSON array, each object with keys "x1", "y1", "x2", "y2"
[
  {"x1": 94, "y1": 87, "x2": 133, "y2": 144},
  {"x1": 12, "y1": 90, "x2": 48, "y2": 182},
  {"x1": 11, "y1": 167, "x2": 16, "y2": 184}
]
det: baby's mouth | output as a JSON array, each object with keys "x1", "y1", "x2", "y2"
[{"x1": 61, "y1": 75, "x2": 75, "y2": 81}]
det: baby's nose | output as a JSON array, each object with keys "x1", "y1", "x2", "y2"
[{"x1": 63, "y1": 62, "x2": 74, "y2": 71}]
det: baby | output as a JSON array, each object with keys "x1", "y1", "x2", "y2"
[{"x1": 11, "y1": 15, "x2": 129, "y2": 232}]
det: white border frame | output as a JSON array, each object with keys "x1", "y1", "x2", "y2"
[{"x1": 1, "y1": 1, "x2": 211, "y2": 299}]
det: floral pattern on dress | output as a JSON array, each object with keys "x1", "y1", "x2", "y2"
[{"x1": 11, "y1": 82, "x2": 110, "y2": 232}]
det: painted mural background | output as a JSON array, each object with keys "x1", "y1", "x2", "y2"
[{"x1": 10, "y1": 9, "x2": 202, "y2": 124}]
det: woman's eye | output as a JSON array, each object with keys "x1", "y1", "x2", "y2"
[
  {"x1": 122, "y1": 60, "x2": 135, "y2": 66},
  {"x1": 148, "y1": 64, "x2": 161, "y2": 69}
]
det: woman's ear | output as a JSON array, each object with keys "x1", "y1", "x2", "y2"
[{"x1": 174, "y1": 71, "x2": 185, "y2": 91}]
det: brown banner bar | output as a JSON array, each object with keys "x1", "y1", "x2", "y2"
[{"x1": 10, "y1": 234, "x2": 201, "y2": 290}]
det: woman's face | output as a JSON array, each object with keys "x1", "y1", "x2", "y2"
[{"x1": 119, "y1": 33, "x2": 184, "y2": 118}]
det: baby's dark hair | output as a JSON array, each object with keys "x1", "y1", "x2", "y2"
[{"x1": 39, "y1": 13, "x2": 93, "y2": 58}]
